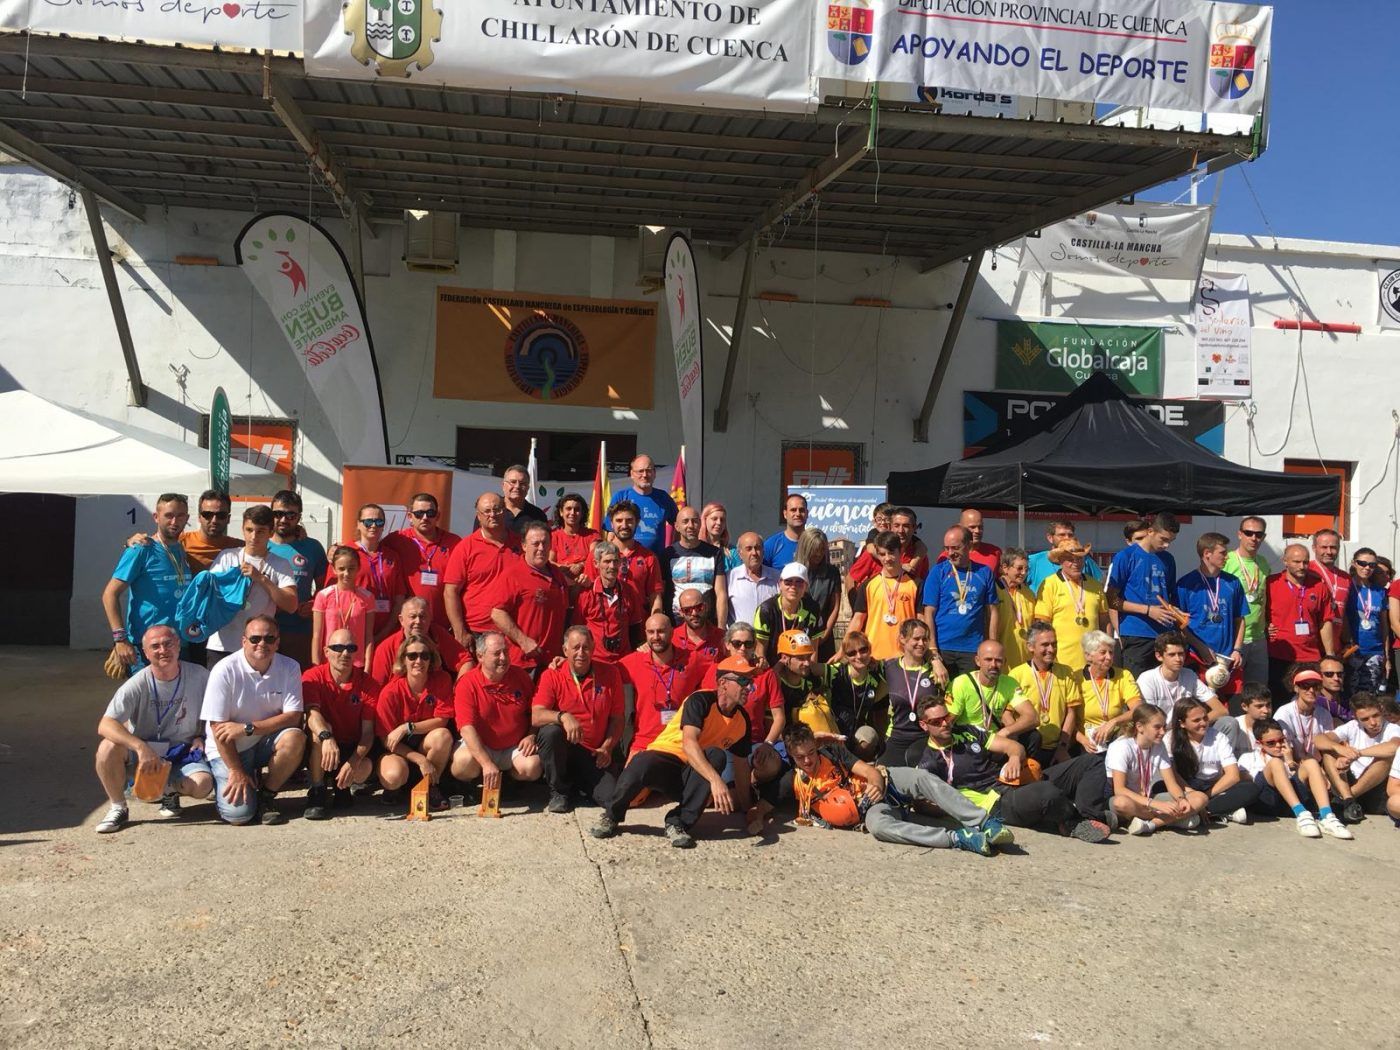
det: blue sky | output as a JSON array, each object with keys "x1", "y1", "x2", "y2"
[{"x1": 1144, "y1": 1, "x2": 1390, "y2": 245}]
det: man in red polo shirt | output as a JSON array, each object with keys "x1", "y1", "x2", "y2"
[
  {"x1": 449, "y1": 631, "x2": 542, "y2": 789},
  {"x1": 587, "y1": 501, "x2": 663, "y2": 635},
  {"x1": 532, "y1": 626, "x2": 625, "y2": 812},
  {"x1": 934, "y1": 508, "x2": 1003, "y2": 575},
  {"x1": 489, "y1": 523, "x2": 572, "y2": 671},
  {"x1": 443, "y1": 492, "x2": 522, "y2": 646},
  {"x1": 301, "y1": 628, "x2": 380, "y2": 820},
  {"x1": 370, "y1": 597, "x2": 473, "y2": 683},
  {"x1": 620, "y1": 613, "x2": 711, "y2": 754},
  {"x1": 573, "y1": 541, "x2": 635, "y2": 665},
  {"x1": 1266, "y1": 542, "x2": 1336, "y2": 706},
  {"x1": 672, "y1": 587, "x2": 724, "y2": 662},
  {"x1": 382, "y1": 492, "x2": 461, "y2": 625},
  {"x1": 1310, "y1": 527, "x2": 1351, "y2": 641}
]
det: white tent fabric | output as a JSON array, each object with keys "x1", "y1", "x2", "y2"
[{"x1": 0, "y1": 389, "x2": 272, "y2": 495}]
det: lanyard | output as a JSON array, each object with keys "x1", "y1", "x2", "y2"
[
  {"x1": 1031, "y1": 668, "x2": 1055, "y2": 716},
  {"x1": 1285, "y1": 577, "x2": 1308, "y2": 622},
  {"x1": 1135, "y1": 745, "x2": 1152, "y2": 796},
  {"x1": 966, "y1": 672, "x2": 996, "y2": 731},
  {"x1": 880, "y1": 573, "x2": 902, "y2": 619},
  {"x1": 650, "y1": 658, "x2": 678, "y2": 709},
  {"x1": 1360, "y1": 586, "x2": 1376, "y2": 621},
  {"x1": 1296, "y1": 710, "x2": 1316, "y2": 756},
  {"x1": 848, "y1": 671, "x2": 875, "y2": 722},
  {"x1": 779, "y1": 600, "x2": 804, "y2": 634},
  {"x1": 930, "y1": 742, "x2": 956, "y2": 785},
  {"x1": 157, "y1": 540, "x2": 187, "y2": 587},
  {"x1": 1318, "y1": 563, "x2": 1344, "y2": 608},
  {"x1": 358, "y1": 543, "x2": 388, "y2": 598},
  {"x1": 1204, "y1": 573, "x2": 1222, "y2": 617},
  {"x1": 334, "y1": 586, "x2": 358, "y2": 627},
  {"x1": 948, "y1": 563, "x2": 969, "y2": 604},
  {"x1": 411, "y1": 533, "x2": 442, "y2": 572},
  {"x1": 150, "y1": 669, "x2": 182, "y2": 738}
]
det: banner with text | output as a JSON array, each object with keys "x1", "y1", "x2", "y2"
[
  {"x1": 815, "y1": 0, "x2": 1271, "y2": 117},
  {"x1": 1194, "y1": 272, "x2": 1252, "y2": 398},
  {"x1": 963, "y1": 389, "x2": 1223, "y2": 456},
  {"x1": 1379, "y1": 263, "x2": 1400, "y2": 331},
  {"x1": 995, "y1": 320, "x2": 1164, "y2": 396},
  {"x1": 1019, "y1": 203, "x2": 1213, "y2": 280},
  {"x1": 305, "y1": 0, "x2": 814, "y2": 112},
  {"x1": 664, "y1": 234, "x2": 705, "y2": 507},
  {"x1": 0, "y1": 0, "x2": 302, "y2": 51},
  {"x1": 235, "y1": 213, "x2": 390, "y2": 467},
  {"x1": 434, "y1": 287, "x2": 657, "y2": 409},
  {"x1": 785, "y1": 484, "x2": 883, "y2": 543}
]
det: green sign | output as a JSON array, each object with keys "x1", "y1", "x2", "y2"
[
  {"x1": 995, "y1": 320, "x2": 1163, "y2": 396},
  {"x1": 210, "y1": 386, "x2": 231, "y2": 494}
]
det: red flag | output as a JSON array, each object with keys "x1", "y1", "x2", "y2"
[{"x1": 664, "y1": 445, "x2": 686, "y2": 546}]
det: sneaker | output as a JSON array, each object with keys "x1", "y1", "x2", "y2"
[
  {"x1": 589, "y1": 814, "x2": 619, "y2": 839},
  {"x1": 664, "y1": 823, "x2": 696, "y2": 849},
  {"x1": 258, "y1": 789, "x2": 287, "y2": 826},
  {"x1": 547, "y1": 792, "x2": 574, "y2": 814},
  {"x1": 1341, "y1": 800, "x2": 1365, "y2": 825},
  {"x1": 1063, "y1": 818, "x2": 1111, "y2": 844},
  {"x1": 1127, "y1": 817, "x2": 1155, "y2": 836},
  {"x1": 1319, "y1": 813, "x2": 1355, "y2": 840},
  {"x1": 952, "y1": 827, "x2": 993, "y2": 857},
  {"x1": 156, "y1": 792, "x2": 182, "y2": 819},
  {"x1": 1295, "y1": 812, "x2": 1322, "y2": 839},
  {"x1": 980, "y1": 816, "x2": 1015, "y2": 848},
  {"x1": 332, "y1": 787, "x2": 354, "y2": 810},
  {"x1": 96, "y1": 804, "x2": 128, "y2": 834},
  {"x1": 304, "y1": 785, "x2": 330, "y2": 821},
  {"x1": 1225, "y1": 807, "x2": 1250, "y2": 825},
  {"x1": 1105, "y1": 808, "x2": 1121, "y2": 834}
]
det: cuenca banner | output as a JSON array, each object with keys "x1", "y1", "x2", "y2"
[
  {"x1": 304, "y1": 0, "x2": 814, "y2": 112},
  {"x1": 0, "y1": 0, "x2": 303, "y2": 51},
  {"x1": 1378, "y1": 264, "x2": 1400, "y2": 332},
  {"x1": 434, "y1": 287, "x2": 657, "y2": 409},
  {"x1": 816, "y1": 0, "x2": 1272, "y2": 117},
  {"x1": 1194, "y1": 272, "x2": 1252, "y2": 398},
  {"x1": 235, "y1": 213, "x2": 390, "y2": 467},
  {"x1": 963, "y1": 389, "x2": 1223, "y2": 456},
  {"x1": 663, "y1": 234, "x2": 705, "y2": 507},
  {"x1": 995, "y1": 319, "x2": 1164, "y2": 396},
  {"x1": 785, "y1": 484, "x2": 884, "y2": 543},
  {"x1": 1019, "y1": 203, "x2": 1213, "y2": 280},
  {"x1": 340, "y1": 464, "x2": 453, "y2": 543}
]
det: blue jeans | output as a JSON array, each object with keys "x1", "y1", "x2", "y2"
[{"x1": 208, "y1": 729, "x2": 298, "y2": 825}]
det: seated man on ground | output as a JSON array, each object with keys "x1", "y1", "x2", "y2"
[
  {"x1": 94, "y1": 624, "x2": 213, "y2": 834},
  {"x1": 1317, "y1": 691, "x2": 1400, "y2": 823},
  {"x1": 532, "y1": 627, "x2": 624, "y2": 813},
  {"x1": 450, "y1": 631, "x2": 544, "y2": 795},
  {"x1": 375, "y1": 634, "x2": 456, "y2": 809},
  {"x1": 301, "y1": 628, "x2": 380, "y2": 821}
]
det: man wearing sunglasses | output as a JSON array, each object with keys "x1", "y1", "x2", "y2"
[
  {"x1": 672, "y1": 588, "x2": 724, "y2": 662},
  {"x1": 383, "y1": 492, "x2": 461, "y2": 625},
  {"x1": 268, "y1": 489, "x2": 329, "y2": 669},
  {"x1": 1224, "y1": 516, "x2": 1271, "y2": 687},
  {"x1": 200, "y1": 616, "x2": 305, "y2": 825},
  {"x1": 301, "y1": 628, "x2": 380, "y2": 820},
  {"x1": 1346, "y1": 548, "x2": 1390, "y2": 696}
]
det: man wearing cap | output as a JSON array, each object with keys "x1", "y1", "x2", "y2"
[
  {"x1": 591, "y1": 655, "x2": 757, "y2": 848},
  {"x1": 532, "y1": 626, "x2": 625, "y2": 813},
  {"x1": 727, "y1": 532, "x2": 780, "y2": 628},
  {"x1": 753, "y1": 564, "x2": 823, "y2": 663},
  {"x1": 922, "y1": 525, "x2": 999, "y2": 683},
  {"x1": 301, "y1": 627, "x2": 379, "y2": 820}
]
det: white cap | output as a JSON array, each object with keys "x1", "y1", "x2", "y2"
[{"x1": 780, "y1": 562, "x2": 809, "y2": 583}]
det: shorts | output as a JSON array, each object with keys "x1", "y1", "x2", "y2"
[
  {"x1": 455, "y1": 737, "x2": 523, "y2": 769},
  {"x1": 208, "y1": 727, "x2": 301, "y2": 825},
  {"x1": 126, "y1": 741, "x2": 212, "y2": 785},
  {"x1": 1251, "y1": 769, "x2": 1304, "y2": 817}
]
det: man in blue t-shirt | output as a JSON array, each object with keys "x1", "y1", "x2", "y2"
[
  {"x1": 267, "y1": 488, "x2": 328, "y2": 669},
  {"x1": 1106, "y1": 511, "x2": 1179, "y2": 677},
  {"x1": 101, "y1": 493, "x2": 193, "y2": 673},
  {"x1": 608, "y1": 453, "x2": 678, "y2": 558},
  {"x1": 763, "y1": 493, "x2": 808, "y2": 568},
  {"x1": 1176, "y1": 531, "x2": 1247, "y2": 674},
  {"x1": 921, "y1": 526, "x2": 999, "y2": 682},
  {"x1": 1345, "y1": 547, "x2": 1390, "y2": 695},
  {"x1": 1027, "y1": 520, "x2": 1103, "y2": 593}
]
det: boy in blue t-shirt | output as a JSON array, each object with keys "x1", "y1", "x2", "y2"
[{"x1": 1107, "y1": 512, "x2": 1180, "y2": 677}]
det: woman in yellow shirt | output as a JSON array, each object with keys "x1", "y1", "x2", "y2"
[
  {"x1": 995, "y1": 548, "x2": 1036, "y2": 668},
  {"x1": 1075, "y1": 628, "x2": 1140, "y2": 753},
  {"x1": 1034, "y1": 542, "x2": 1107, "y2": 672}
]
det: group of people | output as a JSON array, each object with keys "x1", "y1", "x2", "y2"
[{"x1": 94, "y1": 463, "x2": 1400, "y2": 857}]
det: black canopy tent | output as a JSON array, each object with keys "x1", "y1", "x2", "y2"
[{"x1": 887, "y1": 373, "x2": 1339, "y2": 535}]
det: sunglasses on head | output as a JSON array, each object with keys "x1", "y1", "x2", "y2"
[
  {"x1": 405, "y1": 651, "x2": 431, "y2": 661},
  {"x1": 327, "y1": 643, "x2": 359, "y2": 654},
  {"x1": 1240, "y1": 528, "x2": 1266, "y2": 538},
  {"x1": 360, "y1": 518, "x2": 386, "y2": 528},
  {"x1": 246, "y1": 634, "x2": 278, "y2": 645},
  {"x1": 411, "y1": 509, "x2": 439, "y2": 519},
  {"x1": 200, "y1": 511, "x2": 230, "y2": 521}
]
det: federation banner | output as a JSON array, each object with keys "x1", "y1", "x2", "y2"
[
  {"x1": 434, "y1": 287, "x2": 657, "y2": 409},
  {"x1": 1019, "y1": 203, "x2": 1214, "y2": 281},
  {"x1": 0, "y1": 0, "x2": 302, "y2": 50},
  {"x1": 663, "y1": 234, "x2": 705, "y2": 507},
  {"x1": 305, "y1": 0, "x2": 814, "y2": 112},
  {"x1": 996, "y1": 319, "x2": 1164, "y2": 396},
  {"x1": 1379, "y1": 264, "x2": 1400, "y2": 331},
  {"x1": 815, "y1": 0, "x2": 1271, "y2": 117},
  {"x1": 234, "y1": 213, "x2": 390, "y2": 467},
  {"x1": 1194, "y1": 272, "x2": 1252, "y2": 398}
]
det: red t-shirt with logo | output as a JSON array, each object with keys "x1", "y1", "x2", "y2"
[
  {"x1": 533, "y1": 662, "x2": 625, "y2": 751},
  {"x1": 487, "y1": 560, "x2": 572, "y2": 668},
  {"x1": 1310, "y1": 560, "x2": 1352, "y2": 624},
  {"x1": 573, "y1": 581, "x2": 636, "y2": 664},
  {"x1": 1265, "y1": 571, "x2": 1336, "y2": 662},
  {"x1": 672, "y1": 623, "x2": 725, "y2": 663},
  {"x1": 443, "y1": 531, "x2": 523, "y2": 632},
  {"x1": 453, "y1": 665, "x2": 536, "y2": 751},
  {"x1": 620, "y1": 648, "x2": 710, "y2": 752},
  {"x1": 551, "y1": 527, "x2": 601, "y2": 572},
  {"x1": 382, "y1": 527, "x2": 462, "y2": 624},
  {"x1": 586, "y1": 543, "x2": 661, "y2": 624},
  {"x1": 374, "y1": 670, "x2": 454, "y2": 739},
  {"x1": 302, "y1": 663, "x2": 381, "y2": 744}
]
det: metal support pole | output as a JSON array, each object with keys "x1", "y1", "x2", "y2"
[
  {"x1": 1017, "y1": 503, "x2": 1025, "y2": 550},
  {"x1": 712, "y1": 236, "x2": 756, "y2": 433},
  {"x1": 913, "y1": 249, "x2": 983, "y2": 442},
  {"x1": 82, "y1": 188, "x2": 146, "y2": 407},
  {"x1": 349, "y1": 203, "x2": 367, "y2": 302}
]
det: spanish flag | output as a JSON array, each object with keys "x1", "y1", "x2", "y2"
[{"x1": 588, "y1": 441, "x2": 610, "y2": 532}]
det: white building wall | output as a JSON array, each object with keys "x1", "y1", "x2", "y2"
[{"x1": 2, "y1": 166, "x2": 1397, "y2": 647}]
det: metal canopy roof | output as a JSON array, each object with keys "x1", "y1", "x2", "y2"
[{"x1": 0, "y1": 34, "x2": 1257, "y2": 269}]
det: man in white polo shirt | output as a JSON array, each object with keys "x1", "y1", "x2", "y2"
[{"x1": 200, "y1": 615, "x2": 305, "y2": 825}]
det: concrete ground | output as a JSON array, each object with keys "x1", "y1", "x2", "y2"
[{"x1": 3, "y1": 645, "x2": 1400, "y2": 1049}]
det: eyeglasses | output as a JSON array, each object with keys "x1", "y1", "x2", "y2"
[
  {"x1": 1240, "y1": 528, "x2": 1266, "y2": 538},
  {"x1": 200, "y1": 511, "x2": 230, "y2": 521},
  {"x1": 1355, "y1": 560, "x2": 1377, "y2": 568},
  {"x1": 1321, "y1": 671, "x2": 1344, "y2": 678},
  {"x1": 680, "y1": 604, "x2": 705, "y2": 614},
  {"x1": 327, "y1": 643, "x2": 359, "y2": 654},
  {"x1": 271, "y1": 510, "x2": 298, "y2": 519},
  {"x1": 246, "y1": 634, "x2": 279, "y2": 645},
  {"x1": 147, "y1": 639, "x2": 178, "y2": 650},
  {"x1": 404, "y1": 651, "x2": 431, "y2": 661},
  {"x1": 359, "y1": 518, "x2": 386, "y2": 528},
  {"x1": 411, "y1": 509, "x2": 438, "y2": 519},
  {"x1": 1259, "y1": 737, "x2": 1287, "y2": 747}
]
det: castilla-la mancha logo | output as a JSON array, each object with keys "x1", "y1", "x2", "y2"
[
  {"x1": 346, "y1": 0, "x2": 443, "y2": 78},
  {"x1": 827, "y1": 0, "x2": 874, "y2": 67}
]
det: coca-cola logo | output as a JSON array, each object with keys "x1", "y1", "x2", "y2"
[{"x1": 303, "y1": 323, "x2": 359, "y2": 366}]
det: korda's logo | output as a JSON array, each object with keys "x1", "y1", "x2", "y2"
[
  {"x1": 305, "y1": 324, "x2": 361, "y2": 367},
  {"x1": 827, "y1": 1, "x2": 874, "y2": 66},
  {"x1": 346, "y1": 0, "x2": 443, "y2": 78},
  {"x1": 1209, "y1": 22, "x2": 1258, "y2": 100},
  {"x1": 504, "y1": 312, "x2": 589, "y2": 401},
  {"x1": 276, "y1": 251, "x2": 307, "y2": 295}
]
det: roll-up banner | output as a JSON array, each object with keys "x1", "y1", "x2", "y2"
[
  {"x1": 663, "y1": 233, "x2": 705, "y2": 508},
  {"x1": 235, "y1": 213, "x2": 390, "y2": 468},
  {"x1": 1194, "y1": 272, "x2": 1252, "y2": 398}
]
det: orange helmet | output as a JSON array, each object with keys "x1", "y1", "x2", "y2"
[
  {"x1": 812, "y1": 786, "x2": 862, "y2": 828},
  {"x1": 713, "y1": 655, "x2": 758, "y2": 679},
  {"x1": 997, "y1": 756, "x2": 1043, "y2": 787},
  {"x1": 777, "y1": 630, "x2": 815, "y2": 657}
]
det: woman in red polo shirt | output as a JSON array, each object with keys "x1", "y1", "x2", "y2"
[
  {"x1": 550, "y1": 493, "x2": 599, "y2": 585},
  {"x1": 375, "y1": 633, "x2": 454, "y2": 810}
]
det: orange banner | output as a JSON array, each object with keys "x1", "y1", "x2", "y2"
[
  {"x1": 340, "y1": 465, "x2": 454, "y2": 544},
  {"x1": 434, "y1": 287, "x2": 656, "y2": 409}
]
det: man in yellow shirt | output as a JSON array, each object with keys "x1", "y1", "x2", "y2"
[{"x1": 1008, "y1": 622, "x2": 1081, "y2": 766}]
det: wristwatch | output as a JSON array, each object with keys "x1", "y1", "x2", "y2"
[
  {"x1": 317, "y1": 730, "x2": 334, "y2": 742},
  {"x1": 243, "y1": 722, "x2": 255, "y2": 736},
  {"x1": 406, "y1": 721, "x2": 416, "y2": 736}
]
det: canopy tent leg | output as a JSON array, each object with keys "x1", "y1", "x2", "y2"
[
  {"x1": 914, "y1": 250, "x2": 983, "y2": 443},
  {"x1": 712, "y1": 236, "x2": 756, "y2": 433},
  {"x1": 1017, "y1": 503, "x2": 1025, "y2": 550},
  {"x1": 82, "y1": 188, "x2": 146, "y2": 408}
]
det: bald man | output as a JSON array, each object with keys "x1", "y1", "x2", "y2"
[
  {"x1": 921, "y1": 525, "x2": 999, "y2": 682},
  {"x1": 443, "y1": 491, "x2": 523, "y2": 646},
  {"x1": 726, "y1": 532, "x2": 780, "y2": 627},
  {"x1": 957, "y1": 509, "x2": 1003, "y2": 574},
  {"x1": 1265, "y1": 543, "x2": 1337, "y2": 706},
  {"x1": 608, "y1": 453, "x2": 679, "y2": 557}
]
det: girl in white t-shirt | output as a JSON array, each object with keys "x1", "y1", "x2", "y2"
[
  {"x1": 1105, "y1": 703, "x2": 1208, "y2": 836},
  {"x1": 1170, "y1": 699, "x2": 1258, "y2": 825},
  {"x1": 1238, "y1": 718, "x2": 1351, "y2": 839}
]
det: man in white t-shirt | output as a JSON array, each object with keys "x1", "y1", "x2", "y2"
[
  {"x1": 1317, "y1": 692, "x2": 1400, "y2": 823},
  {"x1": 1134, "y1": 632, "x2": 1241, "y2": 746},
  {"x1": 205, "y1": 505, "x2": 298, "y2": 666},
  {"x1": 200, "y1": 615, "x2": 305, "y2": 825},
  {"x1": 93, "y1": 624, "x2": 212, "y2": 834}
]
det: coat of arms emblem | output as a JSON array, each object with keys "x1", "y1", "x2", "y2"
[{"x1": 345, "y1": 0, "x2": 443, "y2": 78}]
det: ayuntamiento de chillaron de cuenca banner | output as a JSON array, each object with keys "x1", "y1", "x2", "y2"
[{"x1": 303, "y1": 0, "x2": 1271, "y2": 115}]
